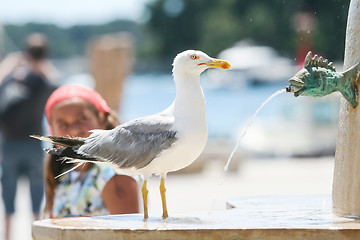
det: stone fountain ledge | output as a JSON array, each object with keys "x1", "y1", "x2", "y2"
[{"x1": 33, "y1": 195, "x2": 360, "y2": 240}]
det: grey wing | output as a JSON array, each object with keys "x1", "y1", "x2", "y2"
[{"x1": 77, "y1": 114, "x2": 177, "y2": 169}]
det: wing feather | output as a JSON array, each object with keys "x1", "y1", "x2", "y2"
[{"x1": 77, "y1": 114, "x2": 178, "y2": 169}]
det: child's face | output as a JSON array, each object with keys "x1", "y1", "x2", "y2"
[{"x1": 50, "y1": 98, "x2": 105, "y2": 137}]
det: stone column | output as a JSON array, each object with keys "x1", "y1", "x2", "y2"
[
  {"x1": 333, "y1": 0, "x2": 360, "y2": 217},
  {"x1": 88, "y1": 33, "x2": 134, "y2": 112}
]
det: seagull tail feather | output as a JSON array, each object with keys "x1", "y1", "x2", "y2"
[
  {"x1": 30, "y1": 135, "x2": 85, "y2": 148},
  {"x1": 45, "y1": 146, "x2": 98, "y2": 162},
  {"x1": 55, "y1": 162, "x2": 86, "y2": 179}
]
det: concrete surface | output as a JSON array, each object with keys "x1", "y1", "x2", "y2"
[{"x1": 33, "y1": 195, "x2": 360, "y2": 240}]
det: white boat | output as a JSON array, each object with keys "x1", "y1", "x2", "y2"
[{"x1": 205, "y1": 40, "x2": 298, "y2": 87}]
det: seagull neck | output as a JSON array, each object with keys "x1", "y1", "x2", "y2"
[{"x1": 172, "y1": 72, "x2": 205, "y2": 116}]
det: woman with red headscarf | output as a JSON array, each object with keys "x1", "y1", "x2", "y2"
[{"x1": 42, "y1": 84, "x2": 139, "y2": 218}]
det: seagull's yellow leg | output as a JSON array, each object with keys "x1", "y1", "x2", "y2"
[
  {"x1": 142, "y1": 180, "x2": 149, "y2": 219},
  {"x1": 160, "y1": 177, "x2": 168, "y2": 219}
]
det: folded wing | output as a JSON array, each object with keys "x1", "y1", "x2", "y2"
[{"x1": 77, "y1": 114, "x2": 178, "y2": 169}]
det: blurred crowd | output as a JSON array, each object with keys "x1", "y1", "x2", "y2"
[{"x1": 0, "y1": 33, "x2": 139, "y2": 240}]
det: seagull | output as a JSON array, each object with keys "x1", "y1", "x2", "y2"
[{"x1": 31, "y1": 50, "x2": 231, "y2": 219}]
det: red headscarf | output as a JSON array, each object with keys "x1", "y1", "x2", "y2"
[{"x1": 45, "y1": 84, "x2": 111, "y2": 127}]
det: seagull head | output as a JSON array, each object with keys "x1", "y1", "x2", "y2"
[{"x1": 172, "y1": 50, "x2": 231, "y2": 76}]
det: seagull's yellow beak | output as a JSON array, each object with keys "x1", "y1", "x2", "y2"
[{"x1": 198, "y1": 58, "x2": 231, "y2": 69}]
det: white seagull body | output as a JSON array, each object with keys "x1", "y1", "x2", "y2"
[{"x1": 32, "y1": 50, "x2": 230, "y2": 219}]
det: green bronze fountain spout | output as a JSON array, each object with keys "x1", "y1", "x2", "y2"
[{"x1": 286, "y1": 51, "x2": 360, "y2": 108}]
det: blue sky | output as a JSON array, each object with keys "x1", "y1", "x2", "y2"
[{"x1": 0, "y1": 0, "x2": 152, "y2": 27}]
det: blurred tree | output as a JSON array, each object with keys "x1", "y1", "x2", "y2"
[
  {"x1": 3, "y1": 20, "x2": 143, "y2": 58},
  {"x1": 145, "y1": 0, "x2": 350, "y2": 60},
  {"x1": 145, "y1": 0, "x2": 203, "y2": 56},
  {"x1": 2, "y1": 0, "x2": 350, "y2": 66}
]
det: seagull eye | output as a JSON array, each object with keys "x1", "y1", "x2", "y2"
[{"x1": 190, "y1": 54, "x2": 199, "y2": 60}]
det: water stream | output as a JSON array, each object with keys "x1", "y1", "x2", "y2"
[{"x1": 224, "y1": 88, "x2": 287, "y2": 171}]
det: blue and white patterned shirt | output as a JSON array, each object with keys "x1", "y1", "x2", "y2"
[{"x1": 52, "y1": 164, "x2": 116, "y2": 218}]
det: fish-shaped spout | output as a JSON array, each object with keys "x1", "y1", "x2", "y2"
[{"x1": 286, "y1": 51, "x2": 360, "y2": 108}]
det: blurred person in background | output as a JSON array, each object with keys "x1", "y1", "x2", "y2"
[
  {"x1": 0, "y1": 33, "x2": 59, "y2": 84},
  {"x1": 42, "y1": 84, "x2": 139, "y2": 218},
  {"x1": 0, "y1": 33, "x2": 57, "y2": 240}
]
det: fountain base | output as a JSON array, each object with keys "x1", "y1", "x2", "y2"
[{"x1": 33, "y1": 195, "x2": 360, "y2": 240}]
